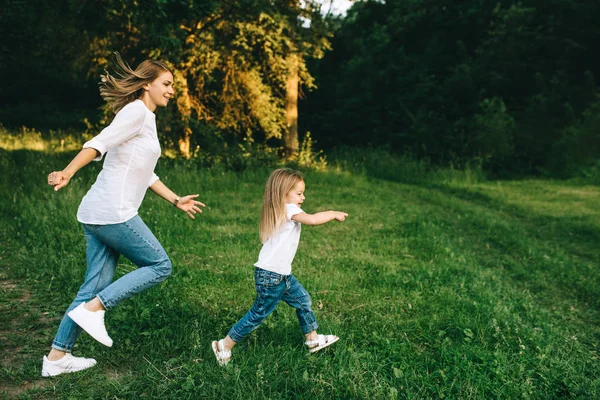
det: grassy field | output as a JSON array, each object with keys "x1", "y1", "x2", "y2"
[{"x1": 0, "y1": 148, "x2": 599, "y2": 399}]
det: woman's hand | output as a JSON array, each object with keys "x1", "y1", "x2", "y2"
[
  {"x1": 176, "y1": 194, "x2": 206, "y2": 219},
  {"x1": 48, "y1": 171, "x2": 72, "y2": 191},
  {"x1": 47, "y1": 148, "x2": 99, "y2": 191}
]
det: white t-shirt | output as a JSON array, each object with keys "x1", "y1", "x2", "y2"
[
  {"x1": 77, "y1": 99, "x2": 161, "y2": 224},
  {"x1": 254, "y1": 204, "x2": 304, "y2": 275}
]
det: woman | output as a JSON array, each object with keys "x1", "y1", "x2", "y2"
[{"x1": 42, "y1": 54, "x2": 205, "y2": 377}]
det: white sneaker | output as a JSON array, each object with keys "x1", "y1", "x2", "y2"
[
  {"x1": 67, "y1": 302, "x2": 113, "y2": 347},
  {"x1": 41, "y1": 353, "x2": 97, "y2": 377}
]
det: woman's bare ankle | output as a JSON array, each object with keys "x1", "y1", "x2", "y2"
[
  {"x1": 47, "y1": 348, "x2": 66, "y2": 361},
  {"x1": 83, "y1": 297, "x2": 105, "y2": 312}
]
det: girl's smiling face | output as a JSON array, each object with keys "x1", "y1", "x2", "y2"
[{"x1": 285, "y1": 180, "x2": 305, "y2": 207}]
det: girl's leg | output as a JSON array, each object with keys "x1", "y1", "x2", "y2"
[
  {"x1": 90, "y1": 216, "x2": 172, "y2": 309},
  {"x1": 213, "y1": 270, "x2": 286, "y2": 365},
  {"x1": 283, "y1": 275, "x2": 339, "y2": 352},
  {"x1": 281, "y1": 274, "x2": 319, "y2": 336},
  {"x1": 50, "y1": 224, "x2": 119, "y2": 354},
  {"x1": 226, "y1": 269, "x2": 286, "y2": 344}
]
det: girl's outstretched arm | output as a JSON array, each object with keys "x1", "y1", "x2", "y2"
[
  {"x1": 292, "y1": 211, "x2": 348, "y2": 226},
  {"x1": 149, "y1": 180, "x2": 206, "y2": 219},
  {"x1": 48, "y1": 147, "x2": 100, "y2": 191}
]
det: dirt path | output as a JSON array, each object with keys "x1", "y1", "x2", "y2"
[{"x1": 0, "y1": 275, "x2": 55, "y2": 398}]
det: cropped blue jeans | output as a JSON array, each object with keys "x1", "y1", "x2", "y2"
[
  {"x1": 51, "y1": 215, "x2": 171, "y2": 352},
  {"x1": 228, "y1": 268, "x2": 319, "y2": 343}
]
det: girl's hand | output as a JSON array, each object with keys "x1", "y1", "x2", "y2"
[
  {"x1": 48, "y1": 171, "x2": 71, "y2": 191},
  {"x1": 334, "y1": 211, "x2": 348, "y2": 222},
  {"x1": 176, "y1": 194, "x2": 206, "y2": 219}
]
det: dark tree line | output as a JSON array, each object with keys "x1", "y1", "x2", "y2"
[
  {"x1": 1, "y1": 0, "x2": 598, "y2": 176},
  {"x1": 304, "y1": 0, "x2": 600, "y2": 176}
]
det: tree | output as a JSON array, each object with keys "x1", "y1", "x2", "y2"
[
  {"x1": 304, "y1": 0, "x2": 600, "y2": 175},
  {"x1": 83, "y1": 0, "x2": 331, "y2": 157}
]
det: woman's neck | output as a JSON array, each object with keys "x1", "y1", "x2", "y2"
[{"x1": 139, "y1": 96, "x2": 157, "y2": 113}]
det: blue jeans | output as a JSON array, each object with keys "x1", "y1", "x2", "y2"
[
  {"x1": 51, "y1": 215, "x2": 172, "y2": 352},
  {"x1": 228, "y1": 268, "x2": 319, "y2": 343}
]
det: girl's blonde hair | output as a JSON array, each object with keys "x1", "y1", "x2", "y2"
[
  {"x1": 259, "y1": 168, "x2": 304, "y2": 243},
  {"x1": 100, "y1": 52, "x2": 173, "y2": 114}
]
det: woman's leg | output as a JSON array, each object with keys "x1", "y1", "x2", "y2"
[
  {"x1": 43, "y1": 224, "x2": 118, "y2": 376},
  {"x1": 51, "y1": 224, "x2": 119, "y2": 353},
  {"x1": 90, "y1": 215, "x2": 172, "y2": 309},
  {"x1": 55, "y1": 215, "x2": 170, "y2": 350}
]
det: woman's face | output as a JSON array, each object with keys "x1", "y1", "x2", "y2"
[{"x1": 143, "y1": 71, "x2": 174, "y2": 111}]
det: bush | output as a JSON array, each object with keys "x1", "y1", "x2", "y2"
[
  {"x1": 550, "y1": 99, "x2": 600, "y2": 179},
  {"x1": 328, "y1": 146, "x2": 486, "y2": 185}
]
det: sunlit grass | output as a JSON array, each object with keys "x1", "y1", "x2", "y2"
[{"x1": 0, "y1": 124, "x2": 92, "y2": 153}]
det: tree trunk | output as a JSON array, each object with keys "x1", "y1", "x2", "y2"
[
  {"x1": 178, "y1": 126, "x2": 193, "y2": 159},
  {"x1": 284, "y1": 53, "x2": 299, "y2": 157}
]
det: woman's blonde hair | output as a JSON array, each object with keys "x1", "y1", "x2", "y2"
[
  {"x1": 100, "y1": 52, "x2": 173, "y2": 114},
  {"x1": 259, "y1": 168, "x2": 304, "y2": 243}
]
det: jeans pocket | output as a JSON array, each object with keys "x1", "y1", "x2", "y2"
[
  {"x1": 255, "y1": 269, "x2": 283, "y2": 287},
  {"x1": 265, "y1": 274, "x2": 282, "y2": 286}
]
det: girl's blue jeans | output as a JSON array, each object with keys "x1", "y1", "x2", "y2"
[
  {"x1": 51, "y1": 215, "x2": 171, "y2": 352},
  {"x1": 228, "y1": 268, "x2": 319, "y2": 343}
]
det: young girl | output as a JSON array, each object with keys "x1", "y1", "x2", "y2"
[
  {"x1": 42, "y1": 54, "x2": 205, "y2": 377},
  {"x1": 212, "y1": 168, "x2": 348, "y2": 365}
]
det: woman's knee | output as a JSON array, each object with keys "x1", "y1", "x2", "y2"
[{"x1": 155, "y1": 256, "x2": 172, "y2": 281}]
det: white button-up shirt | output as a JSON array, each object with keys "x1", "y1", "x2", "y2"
[{"x1": 77, "y1": 100, "x2": 161, "y2": 225}]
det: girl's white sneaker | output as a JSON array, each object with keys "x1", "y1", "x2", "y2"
[
  {"x1": 41, "y1": 353, "x2": 97, "y2": 377},
  {"x1": 67, "y1": 302, "x2": 113, "y2": 347}
]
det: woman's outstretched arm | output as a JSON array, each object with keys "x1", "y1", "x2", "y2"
[
  {"x1": 47, "y1": 147, "x2": 100, "y2": 191},
  {"x1": 149, "y1": 180, "x2": 206, "y2": 219}
]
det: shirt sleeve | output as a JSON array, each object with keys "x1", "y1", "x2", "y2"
[
  {"x1": 83, "y1": 102, "x2": 147, "y2": 161},
  {"x1": 148, "y1": 173, "x2": 160, "y2": 187},
  {"x1": 286, "y1": 204, "x2": 304, "y2": 220}
]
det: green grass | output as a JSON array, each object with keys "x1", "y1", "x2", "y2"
[{"x1": 0, "y1": 148, "x2": 599, "y2": 399}]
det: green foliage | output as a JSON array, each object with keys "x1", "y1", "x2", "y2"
[
  {"x1": 3, "y1": 0, "x2": 599, "y2": 175},
  {"x1": 329, "y1": 146, "x2": 486, "y2": 185},
  {"x1": 1, "y1": 0, "x2": 333, "y2": 156},
  {"x1": 550, "y1": 98, "x2": 600, "y2": 180},
  {"x1": 473, "y1": 97, "x2": 516, "y2": 173},
  {"x1": 0, "y1": 124, "x2": 91, "y2": 153},
  {"x1": 292, "y1": 132, "x2": 328, "y2": 171},
  {"x1": 1, "y1": 149, "x2": 599, "y2": 398},
  {"x1": 304, "y1": 0, "x2": 600, "y2": 177}
]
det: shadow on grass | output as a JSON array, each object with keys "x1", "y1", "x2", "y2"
[
  {"x1": 430, "y1": 184, "x2": 600, "y2": 263},
  {"x1": 410, "y1": 183, "x2": 600, "y2": 313}
]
